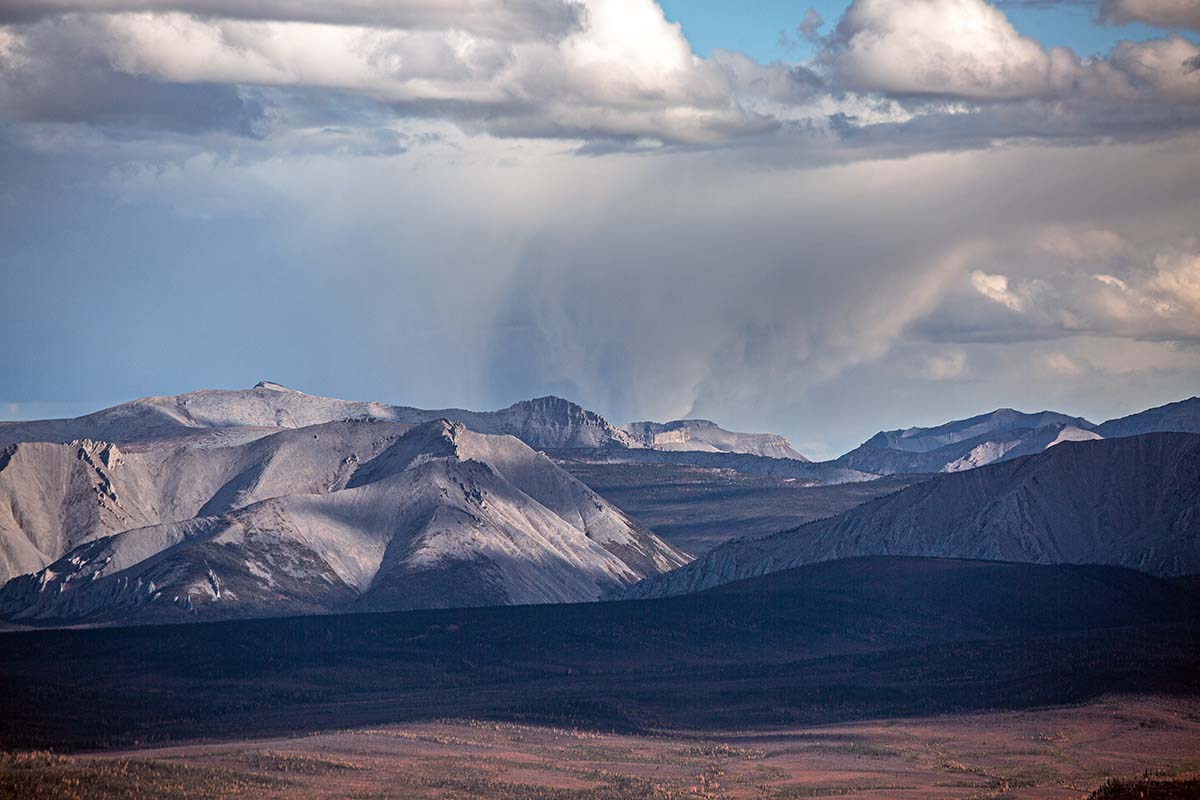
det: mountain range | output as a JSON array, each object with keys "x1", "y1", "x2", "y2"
[
  {"x1": 835, "y1": 398, "x2": 1200, "y2": 475},
  {"x1": 1, "y1": 383, "x2": 1198, "y2": 627},
  {"x1": 624, "y1": 432, "x2": 1200, "y2": 598},
  {"x1": 0, "y1": 417, "x2": 687, "y2": 624}
]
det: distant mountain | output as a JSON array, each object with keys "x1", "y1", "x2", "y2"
[
  {"x1": 552, "y1": 446, "x2": 873, "y2": 484},
  {"x1": 836, "y1": 408, "x2": 1097, "y2": 475},
  {"x1": 1095, "y1": 397, "x2": 1200, "y2": 439},
  {"x1": 0, "y1": 420, "x2": 687, "y2": 625},
  {"x1": 0, "y1": 383, "x2": 638, "y2": 451},
  {"x1": 624, "y1": 433, "x2": 1200, "y2": 599},
  {"x1": 619, "y1": 419, "x2": 808, "y2": 460}
]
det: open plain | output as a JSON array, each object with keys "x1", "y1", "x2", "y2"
[{"x1": 4, "y1": 696, "x2": 1199, "y2": 799}]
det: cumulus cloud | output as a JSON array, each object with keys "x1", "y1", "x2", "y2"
[
  {"x1": 823, "y1": 0, "x2": 1200, "y2": 105},
  {"x1": 1, "y1": 0, "x2": 1197, "y2": 148},
  {"x1": 825, "y1": 0, "x2": 1060, "y2": 99},
  {"x1": 0, "y1": 0, "x2": 795, "y2": 143},
  {"x1": 1101, "y1": 0, "x2": 1200, "y2": 30}
]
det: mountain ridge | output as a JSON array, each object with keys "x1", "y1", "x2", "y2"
[
  {"x1": 0, "y1": 419, "x2": 688, "y2": 624},
  {"x1": 623, "y1": 432, "x2": 1200, "y2": 599}
]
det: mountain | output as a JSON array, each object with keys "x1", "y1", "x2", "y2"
[
  {"x1": 0, "y1": 420, "x2": 687, "y2": 625},
  {"x1": 0, "y1": 383, "x2": 637, "y2": 451},
  {"x1": 624, "y1": 433, "x2": 1200, "y2": 598},
  {"x1": 619, "y1": 419, "x2": 808, "y2": 459},
  {"x1": 3, "y1": 557, "x2": 1197, "y2": 750},
  {"x1": 836, "y1": 408, "x2": 1097, "y2": 475},
  {"x1": 1095, "y1": 397, "x2": 1200, "y2": 439},
  {"x1": 0, "y1": 420, "x2": 415, "y2": 583}
]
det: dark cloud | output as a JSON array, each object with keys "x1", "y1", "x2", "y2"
[
  {"x1": 1100, "y1": 0, "x2": 1200, "y2": 30},
  {"x1": 0, "y1": 0, "x2": 587, "y2": 40}
]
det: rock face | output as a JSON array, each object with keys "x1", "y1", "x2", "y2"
[
  {"x1": 0, "y1": 420, "x2": 687, "y2": 625},
  {"x1": 623, "y1": 433, "x2": 1200, "y2": 598},
  {"x1": 836, "y1": 408, "x2": 1098, "y2": 475},
  {"x1": 0, "y1": 420, "x2": 414, "y2": 584},
  {"x1": 619, "y1": 419, "x2": 808, "y2": 460}
]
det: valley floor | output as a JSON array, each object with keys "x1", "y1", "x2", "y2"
[{"x1": 4, "y1": 695, "x2": 1199, "y2": 800}]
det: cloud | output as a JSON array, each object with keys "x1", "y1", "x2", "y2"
[
  {"x1": 0, "y1": 0, "x2": 587, "y2": 40},
  {"x1": 1040, "y1": 352, "x2": 1086, "y2": 377},
  {"x1": 823, "y1": 0, "x2": 1200, "y2": 101},
  {"x1": 918, "y1": 228, "x2": 1200, "y2": 344},
  {"x1": 2, "y1": 0, "x2": 1197, "y2": 150},
  {"x1": 825, "y1": 0, "x2": 1059, "y2": 99},
  {"x1": 1101, "y1": 0, "x2": 1200, "y2": 30},
  {"x1": 971, "y1": 271, "x2": 1026, "y2": 311},
  {"x1": 0, "y1": 0, "x2": 804, "y2": 144}
]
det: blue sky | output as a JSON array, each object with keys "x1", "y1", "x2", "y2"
[{"x1": 659, "y1": 0, "x2": 1197, "y2": 60}]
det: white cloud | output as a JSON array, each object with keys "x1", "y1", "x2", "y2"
[
  {"x1": 971, "y1": 270, "x2": 1026, "y2": 311},
  {"x1": 827, "y1": 0, "x2": 1057, "y2": 99},
  {"x1": 819, "y1": 0, "x2": 1200, "y2": 128}
]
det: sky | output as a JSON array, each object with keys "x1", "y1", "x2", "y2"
[{"x1": 1, "y1": 0, "x2": 1198, "y2": 459}]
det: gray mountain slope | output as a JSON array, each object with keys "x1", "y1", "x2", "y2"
[
  {"x1": 0, "y1": 383, "x2": 637, "y2": 451},
  {"x1": 0, "y1": 420, "x2": 413, "y2": 583},
  {"x1": 623, "y1": 433, "x2": 1200, "y2": 598},
  {"x1": 619, "y1": 419, "x2": 809, "y2": 460},
  {"x1": 0, "y1": 420, "x2": 687, "y2": 625},
  {"x1": 838, "y1": 422, "x2": 1100, "y2": 475},
  {"x1": 1095, "y1": 396, "x2": 1200, "y2": 439}
]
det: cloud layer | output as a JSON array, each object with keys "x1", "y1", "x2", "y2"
[
  {"x1": 2, "y1": 0, "x2": 1197, "y2": 146},
  {"x1": 1, "y1": 0, "x2": 1199, "y2": 455}
]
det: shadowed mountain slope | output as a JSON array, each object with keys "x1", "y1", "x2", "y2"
[{"x1": 625, "y1": 433, "x2": 1200, "y2": 598}]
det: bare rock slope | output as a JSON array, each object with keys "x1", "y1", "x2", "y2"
[{"x1": 0, "y1": 420, "x2": 687, "y2": 624}]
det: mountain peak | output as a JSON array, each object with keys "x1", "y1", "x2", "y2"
[{"x1": 253, "y1": 381, "x2": 299, "y2": 393}]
